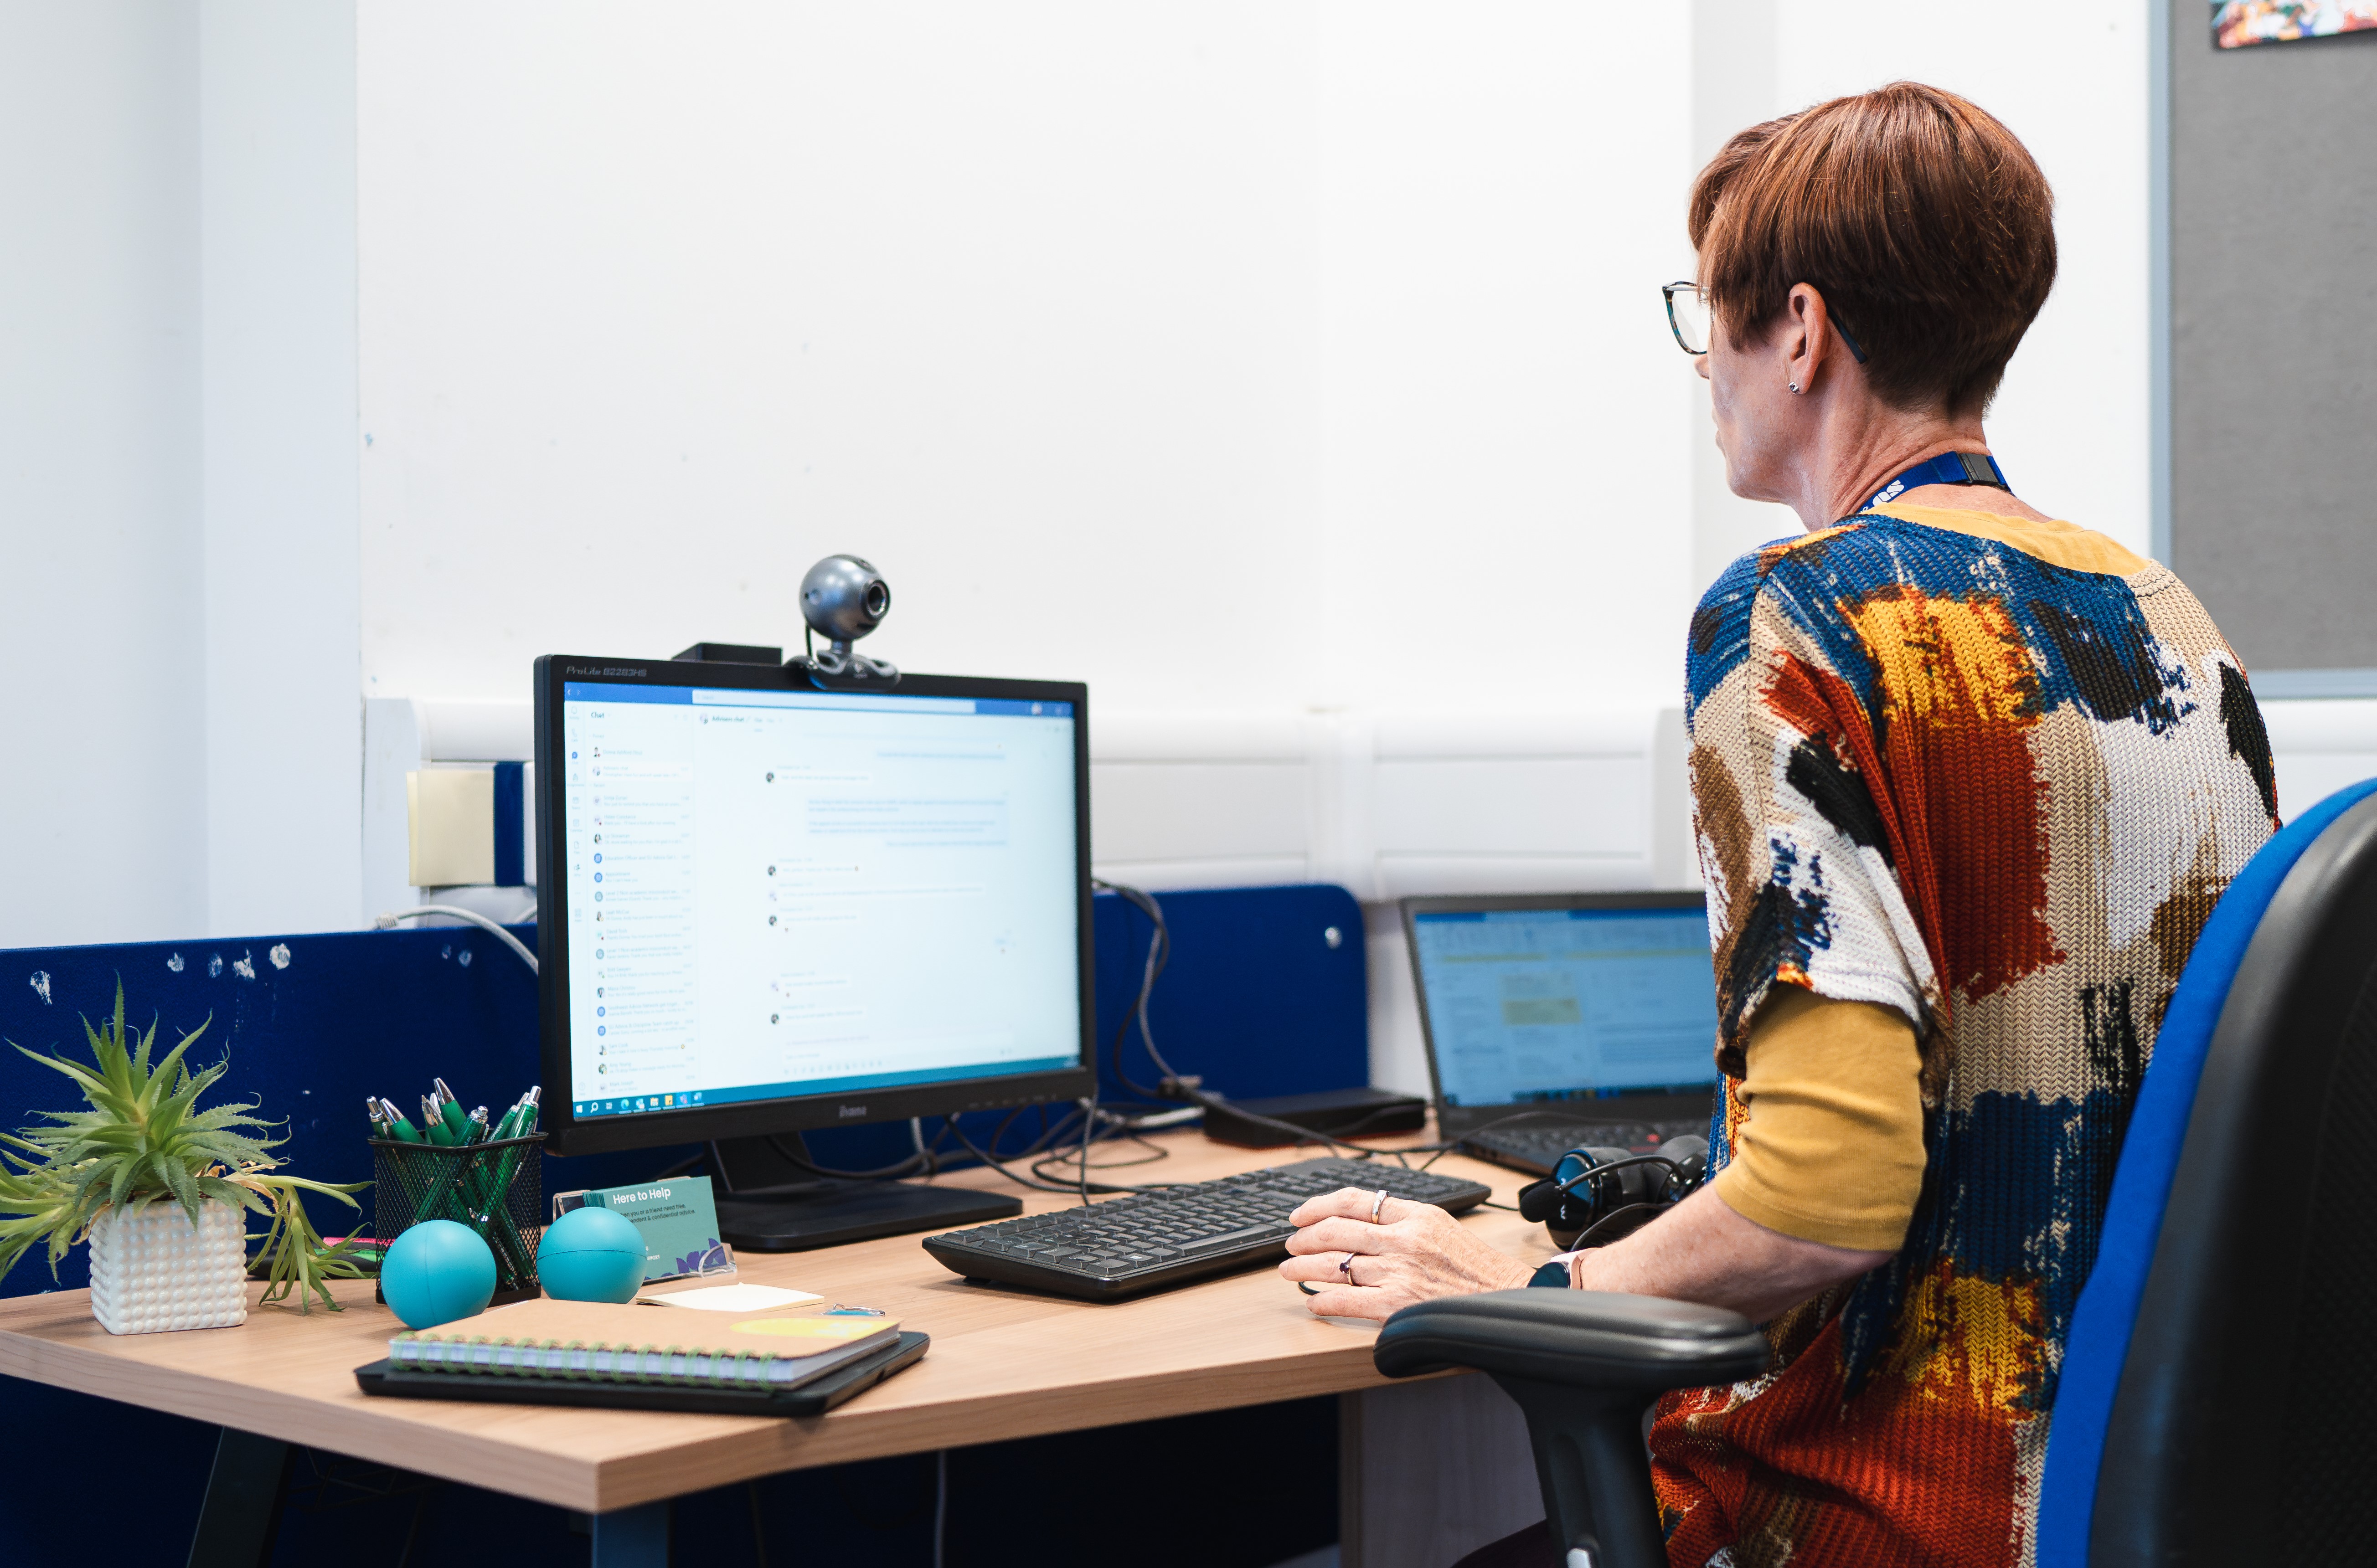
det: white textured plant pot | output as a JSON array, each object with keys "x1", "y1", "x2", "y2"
[{"x1": 87, "y1": 1198, "x2": 249, "y2": 1334}]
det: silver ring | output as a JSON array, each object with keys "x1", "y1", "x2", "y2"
[
  {"x1": 1370, "y1": 1188, "x2": 1390, "y2": 1224},
  {"x1": 1340, "y1": 1252, "x2": 1355, "y2": 1276}
]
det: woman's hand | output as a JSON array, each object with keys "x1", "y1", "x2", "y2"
[{"x1": 1279, "y1": 1186, "x2": 1535, "y2": 1321}]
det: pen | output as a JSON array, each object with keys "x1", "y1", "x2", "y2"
[
  {"x1": 366, "y1": 1098, "x2": 388, "y2": 1138},
  {"x1": 465, "y1": 1106, "x2": 490, "y2": 1144},
  {"x1": 435, "y1": 1079, "x2": 473, "y2": 1141},
  {"x1": 481, "y1": 1088, "x2": 541, "y2": 1285},
  {"x1": 422, "y1": 1095, "x2": 454, "y2": 1146},
  {"x1": 379, "y1": 1097, "x2": 424, "y2": 1143}
]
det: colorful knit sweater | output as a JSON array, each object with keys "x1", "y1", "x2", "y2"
[{"x1": 1651, "y1": 510, "x2": 2279, "y2": 1568}]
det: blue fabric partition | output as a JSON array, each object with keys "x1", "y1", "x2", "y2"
[
  {"x1": 0, "y1": 883, "x2": 1368, "y2": 1563},
  {"x1": 2036, "y1": 779, "x2": 2377, "y2": 1563},
  {"x1": 0, "y1": 881, "x2": 1369, "y2": 1297}
]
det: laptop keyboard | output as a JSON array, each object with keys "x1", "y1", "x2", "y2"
[
  {"x1": 922, "y1": 1157, "x2": 1492, "y2": 1302},
  {"x1": 1462, "y1": 1117, "x2": 1710, "y2": 1174}
]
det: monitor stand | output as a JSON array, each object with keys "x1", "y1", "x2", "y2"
[{"x1": 708, "y1": 1136, "x2": 1022, "y2": 1253}]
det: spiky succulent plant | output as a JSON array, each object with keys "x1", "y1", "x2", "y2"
[{"x1": 0, "y1": 981, "x2": 367, "y2": 1312}]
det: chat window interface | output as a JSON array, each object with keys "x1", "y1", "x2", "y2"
[
  {"x1": 1413, "y1": 908, "x2": 1719, "y2": 1106},
  {"x1": 560, "y1": 682, "x2": 1081, "y2": 1120}
]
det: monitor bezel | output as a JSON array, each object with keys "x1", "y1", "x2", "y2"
[
  {"x1": 533, "y1": 654, "x2": 1098, "y2": 1156},
  {"x1": 1398, "y1": 890, "x2": 1715, "y2": 1116}
]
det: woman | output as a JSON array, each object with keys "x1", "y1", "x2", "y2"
[{"x1": 1281, "y1": 82, "x2": 2279, "y2": 1567}]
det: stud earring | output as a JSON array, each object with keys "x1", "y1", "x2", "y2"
[{"x1": 1789, "y1": 380, "x2": 1800, "y2": 394}]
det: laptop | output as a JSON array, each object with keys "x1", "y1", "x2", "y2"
[{"x1": 1401, "y1": 892, "x2": 1722, "y2": 1176}]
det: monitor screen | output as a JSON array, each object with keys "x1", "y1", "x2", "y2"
[
  {"x1": 542, "y1": 669, "x2": 1087, "y2": 1137},
  {"x1": 1410, "y1": 904, "x2": 1719, "y2": 1107}
]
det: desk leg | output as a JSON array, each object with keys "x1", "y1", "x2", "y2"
[
  {"x1": 589, "y1": 1500, "x2": 670, "y2": 1568},
  {"x1": 186, "y1": 1428, "x2": 295, "y2": 1568},
  {"x1": 1339, "y1": 1377, "x2": 1541, "y2": 1568}
]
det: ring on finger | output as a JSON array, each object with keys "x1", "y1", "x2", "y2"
[
  {"x1": 1370, "y1": 1188, "x2": 1390, "y2": 1224},
  {"x1": 1340, "y1": 1252, "x2": 1355, "y2": 1276}
]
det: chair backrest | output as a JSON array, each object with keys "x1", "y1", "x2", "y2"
[{"x1": 2039, "y1": 779, "x2": 2377, "y2": 1566}]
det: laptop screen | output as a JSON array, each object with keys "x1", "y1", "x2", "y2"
[{"x1": 1410, "y1": 904, "x2": 1720, "y2": 1108}]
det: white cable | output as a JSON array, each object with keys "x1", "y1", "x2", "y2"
[
  {"x1": 376, "y1": 905, "x2": 539, "y2": 975},
  {"x1": 1103, "y1": 1105, "x2": 1203, "y2": 1129}
]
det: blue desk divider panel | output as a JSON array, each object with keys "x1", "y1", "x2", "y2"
[
  {"x1": 0, "y1": 883, "x2": 1366, "y2": 1564},
  {"x1": 0, "y1": 883, "x2": 1369, "y2": 1296},
  {"x1": 1090, "y1": 883, "x2": 1368, "y2": 1102}
]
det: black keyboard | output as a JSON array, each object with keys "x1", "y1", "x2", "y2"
[
  {"x1": 1461, "y1": 1118, "x2": 1710, "y2": 1176},
  {"x1": 921, "y1": 1158, "x2": 1494, "y2": 1302}
]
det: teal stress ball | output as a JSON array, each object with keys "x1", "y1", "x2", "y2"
[
  {"x1": 380, "y1": 1220, "x2": 498, "y2": 1331},
  {"x1": 537, "y1": 1205, "x2": 646, "y2": 1303}
]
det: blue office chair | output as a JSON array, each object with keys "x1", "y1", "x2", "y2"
[{"x1": 1376, "y1": 778, "x2": 2377, "y2": 1568}]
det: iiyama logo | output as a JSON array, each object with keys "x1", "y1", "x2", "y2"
[
  {"x1": 839, "y1": 1104, "x2": 866, "y2": 1119},
  {"x1": 564, "y1": 664, "x2": 646, "y2": 677}
]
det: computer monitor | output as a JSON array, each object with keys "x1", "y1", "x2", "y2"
[
  {"x1": 1401, "y1": 892, "x2": 1720, "y2": 1139},
  {"x1": 532, "y1": 653, "x2": 1095, "y2": 1248}
]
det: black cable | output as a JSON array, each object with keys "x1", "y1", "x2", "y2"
[
  {"x1": 830, "y1": 1454, "x2": 938, "y2": 1532},
  {"x1": 1413, "y1": 1108, "x2": 1697, "y2": 1171},
  {"x1": 1567, "y1": 1201, "x2": 1663, "y2": 1249},
  {"x1": 1545, "y1": 1152, "x2": 1685, "y2": 1198},
  {"x1": 747, "y1": 1481, "x2": 770, "y2": 1568},
  {"x1": 1098, "y1": 880, "x2": 1412, "y2": 1160},
  {"x1": 1031, "y1": 1127, "x2": 1174, "y2": 1184},
  {"x1": 1092, "y1": 879, "x2": 1170, "y2": 1100},
  {"x1": 946, "y1": 1114, "x2": 1139, "y2": 1195},
  {"x1": 653, "y1": 1150, "x2": 707, "y2": 1180},
  {"x1": 762, "y1": 1122, "x2": 951, "y2": 1183}
]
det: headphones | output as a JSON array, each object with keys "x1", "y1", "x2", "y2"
[{"x1": 1516, "y1": 1136, "x2": 1709, "y2": 1250}]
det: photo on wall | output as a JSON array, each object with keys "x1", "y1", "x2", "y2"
[{"x1": 2215, "y1": 0, "x2": 2377, "y2": 46}]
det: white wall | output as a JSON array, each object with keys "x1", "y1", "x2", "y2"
[
  {"x1": 1314, "y1": 6, "x2": 1698, "y2": 715},
  {"x1": 353, "y1": 3, "x2": 1326, "y2": 714},
  {"x1": 199, "y1": 2, "x2": 364, "y2": 936},
  {"x1": 1685, "y1": 1, "x2": 2157, "y2": 577},
  {"x1": 351, "y1": 4, "x2": 1705, "y2": 720},
  {"x1": 0, "y1": 4, "x2": 206, "y2": 949}
]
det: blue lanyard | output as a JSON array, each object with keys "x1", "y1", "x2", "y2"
[{"x1": 1866, "y1": 450, "x2": 2010, "y2": 511}]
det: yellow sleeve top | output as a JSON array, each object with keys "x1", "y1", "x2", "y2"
[{"x1": 1710, "y1": 987, "x2": 1926, "y2": 1254}]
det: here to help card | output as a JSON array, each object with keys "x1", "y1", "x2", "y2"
[{"x1": 553, "y1": 1174, "x2": 733, "y2": 1283}]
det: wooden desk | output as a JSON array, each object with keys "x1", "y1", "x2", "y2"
[{"x1": 0, "y1": 1131, "x2": 1557, "y2": 1561}]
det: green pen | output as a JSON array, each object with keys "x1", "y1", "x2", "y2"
[
  {"x1": 434, "y1": 1079, "x2": 472, "y2": 1141},
  {"x1": 422, "y1": 1095, "x2": 454, "y2": 1146},
  {"x1": 379, "y1": 1097, "x2": 424, "y2": 1143},
  {"x1": 366, "y1": 1098, "x2": 388, "y2": 1137},
  {"x1": 465, "y1": 1106, "x2": 490, "y2": 1144}
]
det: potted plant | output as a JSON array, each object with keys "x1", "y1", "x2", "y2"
[{"x1": 0, "y1": 983, "x2": 367, "y2": 1332}]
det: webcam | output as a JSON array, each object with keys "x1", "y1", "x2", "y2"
[{"x1": 794, "y1": 555, "x2": 898, "y2": 684}]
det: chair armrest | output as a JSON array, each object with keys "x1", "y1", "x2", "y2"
[{"x1": 1374, "y1": 1290, "x2": 1769, "y2": 1394}]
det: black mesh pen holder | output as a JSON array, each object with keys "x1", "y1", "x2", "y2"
[{"x1": 369, "y1": 1134, "x2": 547, "y2": 1307}]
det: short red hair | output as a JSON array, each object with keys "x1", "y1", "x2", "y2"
[{"x1": 1689, "y1": 82, "x2": 2057, "y2": 416}]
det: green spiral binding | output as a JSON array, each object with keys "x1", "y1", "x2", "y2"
[{"x1": 400, "y1": 1327, "x2": 806, "y2": 1391}]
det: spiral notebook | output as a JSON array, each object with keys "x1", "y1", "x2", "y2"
[{"x1": 387, "y1": 1299, "x2": 900, "y2": 1389}]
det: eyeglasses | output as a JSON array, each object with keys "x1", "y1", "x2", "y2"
[
  {"x1": 1660, "y1": 281, "x2": 1869, "y2": 364},
  {"x1": 1663, "y1": 282, "x2": 1712, "y2": 356}
]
